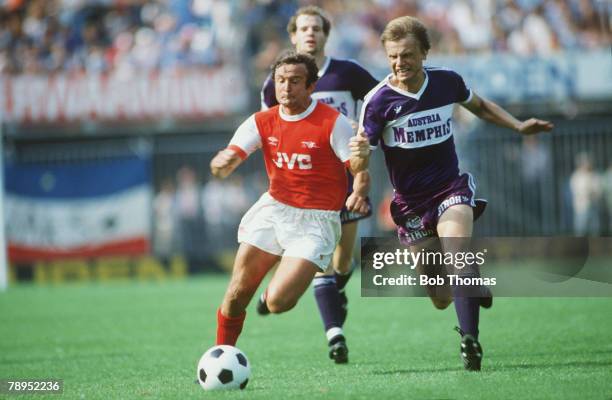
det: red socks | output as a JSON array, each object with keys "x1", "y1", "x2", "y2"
[{"x1": 216, "y1": 308, "x2": 246, "y2": 346}]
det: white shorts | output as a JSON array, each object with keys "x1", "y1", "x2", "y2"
[{"x1": 237, "y1": 192, "x2": 341, "y2": 271}]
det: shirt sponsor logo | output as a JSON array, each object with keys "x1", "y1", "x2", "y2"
[
  {"x1": 272, "y1": 152, "x2": 312, "y2": 170},
  {"x1": 392, "y1": 115, "x2": 452, "y2": 144}
]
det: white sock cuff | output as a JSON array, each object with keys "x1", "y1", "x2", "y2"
[
  {"x1": 313, "y1": 276, "x2": 336, "y2": 287},
  {"x1": 326, "y1": 327, "x2": 344, "y2": 342}
]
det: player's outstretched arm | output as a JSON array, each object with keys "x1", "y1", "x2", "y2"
[
  {"x1": 349, "y1": 131, "x2": 370, "y2": 174},
  {"x1": 346, "y1": 170, "x2": 371, "y2": 214},
  {"x1": 212, "y1": 114, "x2": 260, "y2": 179},
  {"x1": 461, "y1": 92, "x2": 554, "y2": 135},
  {"x1": 210, "y1": 148, "x2": 243, "y2": 179}
]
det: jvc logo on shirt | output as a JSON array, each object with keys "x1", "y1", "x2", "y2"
[{"x1": 273, "y1": 152, "x2": 312, "y2": 170}]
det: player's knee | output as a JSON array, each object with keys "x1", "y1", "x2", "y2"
[
  {"x1": 430, "y1": 296, "x2": 453, "y2": 310},
  {"x1": 266, "y1": 293, "x2": 297, "y2": 314}
]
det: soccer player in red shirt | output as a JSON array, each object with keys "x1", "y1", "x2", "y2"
[
  {"x1": 210, "y1": 51, "x2": 370, "y2": 348},
  {"x1": 258, "y1": 6, "x2": 378, "y2": 364}
]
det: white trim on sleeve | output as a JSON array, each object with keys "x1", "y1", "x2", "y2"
[
  {"x1": 229, "y1": 115, "x2": 261, "y2": 156},
  {"x1": 329, "y1": 114, "x2": 353, "y2": 162},
  {"x1": 460, "y1": 89, "x2": 474, "y2": 105}
]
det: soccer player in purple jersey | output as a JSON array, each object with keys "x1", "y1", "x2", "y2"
[
  {"x1": 353, "y1": 16, "x2": 553, "y2": 371},
  {"x1": 257, "y1": 6, "x2": 379, "y2": 364}
]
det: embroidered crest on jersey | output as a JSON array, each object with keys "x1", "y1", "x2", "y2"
[
  {"x1": 268, "y1": 137, "x2": 279, "y2": 146},
  {"x1": 301, "y1": 141, "x2": 319, "y2": 149}
]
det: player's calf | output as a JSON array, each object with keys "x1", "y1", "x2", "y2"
[
  {"x1": 314, "y1": 275, "x2": 346, "y2": 326},
  {"x1": 313, "y1": 275, "x2": 349, "y2": 361},
  {"x1": 333, "y1": 261, "x2": 355, "y2": 324},
  {"x1": 479, "y1": 285, "x2": 493, "y2": 309},
  {"x1": 337, "y1": 290, "x2": 348, "y2": 324}
]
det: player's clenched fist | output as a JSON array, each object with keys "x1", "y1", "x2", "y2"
[
  {"x1": 345, "y1": 192, "x2": 370, "y2": 214},
  {"x1": 210, "y1": 148, "x2": 241, "y2": 179},
  {"x1": 349, "y1": 132, "x2": 370, "y2": 159}
]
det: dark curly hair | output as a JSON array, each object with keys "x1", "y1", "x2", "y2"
[{"x1": 271, "y1": 50, "x2": 319, "y2": 87}]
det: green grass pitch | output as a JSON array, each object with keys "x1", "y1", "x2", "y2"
[{"x1": 1, "y1": 275, "x2": 611, "y2": 399}]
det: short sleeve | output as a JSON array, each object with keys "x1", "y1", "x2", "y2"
[
  {"x1": 359, "y1": 97, "x2": 384, "y2": 149},
  {"x1": 329, "y1": 114, "x2": 354, "y2": 162},
  {"x1": 228, "y1": 115, "x2": 261, "y2": 158},
  {"x1": 452, "y1": 71, "x2": 472, "y2": 104}
]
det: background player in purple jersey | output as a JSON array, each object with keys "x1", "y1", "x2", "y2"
[
  {"x1": 354, "y1": 16, "x2": 553, "y2": 371},
  {"x1": 257, "y1": 6, "x2": 379, "y2": 364}
]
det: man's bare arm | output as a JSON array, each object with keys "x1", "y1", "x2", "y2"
[
  {"x1": 210, "y1": 148, "x2": 244, "y2": 179},
  {"x1": 345, "y1": 170, "x2": 371, "y2": 214},
  {"x1": 461, "y1": 92, "x2": 554, "y2": 135},
  {"x1": 349, "y1": 131, "x2": 370, "y2": 174}
]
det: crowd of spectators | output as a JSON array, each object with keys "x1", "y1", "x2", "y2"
[
  {"x1": 0, "y1": 0, "x2": 243, "y2": 76},
  {"x1": 152, "y1": 165, "x2": 265, "y2": 271},
  {"x1": 248, "y1": 0, "x2": 609, "y2": 78},
  {"x1": 1, "y1": 0, "x2": 608, "y2": 76}
]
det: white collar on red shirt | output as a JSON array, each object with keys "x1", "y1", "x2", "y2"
[{"x1": 279, "y1": 98, "x2": 317, "y2": 121}]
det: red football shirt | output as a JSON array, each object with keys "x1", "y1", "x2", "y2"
[{"x1": 228, "y1": 100, "x2": 353, "y2": 211}]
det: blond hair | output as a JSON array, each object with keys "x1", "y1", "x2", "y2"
[{"x1": 380, "y1": 16, "x2": 430, "y2": 53}]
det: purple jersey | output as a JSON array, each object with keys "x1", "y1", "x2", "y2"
[
  {"x1": 261, "y1": 57, "x2": 378, "y2": 122},
  {"x1": 359, "y1": 67, "x2": 472, "y2": 198}
]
